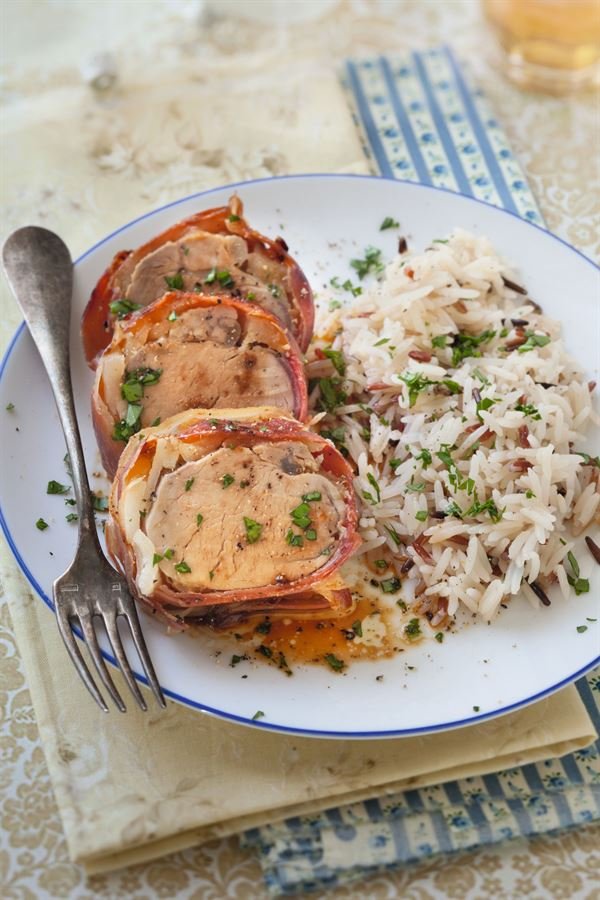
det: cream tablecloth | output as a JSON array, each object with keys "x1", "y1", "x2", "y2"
[{"x1": 1, "y1": 1, "x2": 599, "y2": 897}]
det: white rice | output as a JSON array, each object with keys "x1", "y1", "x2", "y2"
[{"x1": 308, "y1": 229, "x2": 599, "y2": 622}]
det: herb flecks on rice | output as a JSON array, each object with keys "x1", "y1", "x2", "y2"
[{"x1": 308, "y1": 229, "x2": 599, "y2": 624}]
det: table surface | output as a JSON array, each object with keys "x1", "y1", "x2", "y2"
[{"x1": 1, "y1": 1, "x2": 599, "y2": 898}]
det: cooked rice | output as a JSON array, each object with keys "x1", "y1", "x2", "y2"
[{"x1": 308, "y1": 229, "x2": 599, "y2": 623}]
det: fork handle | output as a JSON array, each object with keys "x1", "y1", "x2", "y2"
[{"x1": 2, "y1": 227, "x2": 99, "y2": 538}]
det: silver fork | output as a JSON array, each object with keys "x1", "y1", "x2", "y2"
[{"x1": 3, "y1": 226, "x2": 166, "y2": 713}]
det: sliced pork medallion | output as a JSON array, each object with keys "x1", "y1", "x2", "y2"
[
  {"x1": 82, "y1": 196, "x2": 314, "y2": 364},
  {"x1": 106, "y1": 407, "x2": 361, "y2": 629},
  {"x1": 92, "y1": 292, "x2": 308, "y2": 477}
]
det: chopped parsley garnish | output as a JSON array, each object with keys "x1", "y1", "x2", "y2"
[
  {"x1": 230, "y1": 654, "x2": 246, "y2": 667},
  {"x1": 47, "y1": 480, "x2": 69, "y2": 495},
  {"x1": 291, "y1": 502, "x2": 312, "y2": 529},
  {"x1": 35, "y1": 518, "x2": 48, "y2": 531},
  {"x1": 406, "y1": 480, "x2": 426, "y2": 493},
  {"x1": 329, "y1": 299, "x2": 342, "y2": 311},
  {"x1": 65, "y1": 513, "x2": 78, "y2": 523},
  {"x1": 112, "y1": 403, "x2": 142, "y2": 442},
  {"x1": 205, "y1": 268, "x2": 234, "y2": 288},
  {"x1": 320, "y1": 425, "x2": 346, "y2": 449},
  {"x1": 64, "y1": 498, "x2": 76, "y2": 506},
  {"x1": 221, "y1": 474, "x2": 235, "y2": 488},
  {"x1": 268, "y1": 283, "x2": 281, "y2": 297},
  {"x1": 381, "y1": 577, "x2": 401, "y2": 593},
  {"x1": 151, "y1": 417, "x2": 161, "y2": 427},
  {"x1": 374, "y1": 337, "x2": 389, "y2": 347},
  {"x1": 5, "y1": 402, "x2": 15, "y2": 412},
  {"x1": 415, "y1": 449, "x2": 432, "y2": 466},
  {"x1": 286, "y1": 529, "x2": 303, "y2": 547},
  {"x1": 324, "y1": 653, "x2": 345, "y2": 672},
  {"x1": 246, "y1": 292, "x2": 256, "y2": 301},
  {"x1": 174, "y1": 560, "x2": 191, "y2": 574},
  {"x1": 255, "y1": 620, "x2": 272, "y2": 635},
  {"x1": 432, "y1": 238, "x2": 449, "y2": 244},
  {"x1": 91, "y1": 493, "x2": 109, "y2": 512},
  {"x1": 109, "y1": 298, "x2": 142, "y2": 318},
  {"x1": 185, "y1": 478, "x2": 194, "y2": 491},
  {"x1": 566, "y1": 551, "x2": 589, "y2": 595},
  {"x1": 196, "y1": 513, "x2": 204, "y2": 526},
  {"x1": 451, "y1": 330, "x2": 495, "y2": 366},
  {"x1": 576, "y1": 625, "x2": 588, "y2": 634},
  {"x1": 362, "y1": 473, "x2": 382, "y2": 505},
  {"x1": 431, "y1": 335, "x2": 447, "y2": 349},
  {"x1": 517, "y1": 332, "x2": 551, "y2": 353},
  {"x1": 472, "y1": 368, "x2": 490, "y2": 385},
  {"x1": 416, "y1": 510, "x2": 428, "y2": 522},
  {"x1": 167, "y1": 310, "x2": 178, "y2": 321},
  {"x1": 302, "y1": 491, "x2": 322, "y2": 502},
  {"x1": 476, "y1": 396, "x2": 496, "y2": 422},
  {"x1": 446, "y1": 501, "x2": 463, "y2": 518},
  {"x1": 352, "y1": 620, "x2": 363, "y2": 636},
  {"x1": 385, "y1": 525, "x2": 402, "y2": 546},
  {"x1": 434, "y1": 632, "x2": 444, "y2": 643},
  {"x1": 525, "y1": 490, "x2": 536, "y2": 499},
  {"x1": 257, "y1": 644, "x2": 272, "y2": 659},
  {"x1": 443, "y1": 380, "x2": 462, "y2": 395},
  {"x1": 164, "y1": 272, "x2": 184, "y2": 290},
  {"x1": 243, "y1": 517, "x2": 263, "y2": 544},
  {"x1": 515, "y1": 402, "x2": 541, "y2": 420},
  {"x1": 374, "y1": 559, "x2": 388, "y2": 569},
  {"x1": 575, "y1": 452, "x2": 600, "y2": 467},
  {"x1": 152, "y1": 553, "x2": 163, "y2": 566},
  {"x1": 322, "y1": 347, "x2": 346, "y2": 376},
  {"x1": 380, "y1": 216, "x2": 400, "y2": 231},
  {"x1": 252, "y1": 710, "x2": 265, "y2": 720},
  {"x1": 208, "y1": 570, "x2": 215, "y2": 580},
  {"x1": 389, "y1": 458, "x2": 404, "y2": 472},
  {"x1": 163, "y1": 548, "x2": 174, "y2": 559},
  {"x1": 305, "y1": 528, "x2": 317, "y2": 541},
  {"x1": 397, "y1": 599, "x2": 408, "y2": 612},
  {"x1": 318, "y1": 377, "x2": 347, "y2": 413},
  {"x1": 398, "y1": 371, "x2": 432, "y2": 408},
  {"x1": 404, "y1": 618, "x2": 422, "y2": 639},
  {"x1": 228, "y1": 214, "x2": 241, "y2": 222},
  {"x1": 350, "y1": 246, "x2": 384, "y2": 280},
  {"x1": 464, "y1": 496, "x2": 503, "y2": 523},
  {"x1": 342, "y1": 278, "x2": 362, "y2": 296}
]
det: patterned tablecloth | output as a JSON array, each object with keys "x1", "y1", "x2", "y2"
[{"x1": 1, "y1": 1, "x2": 598, "y2": 898}]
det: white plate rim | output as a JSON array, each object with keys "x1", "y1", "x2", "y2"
[{"x1": 1, "y1": 172, "x2": 598, "y2": 739}]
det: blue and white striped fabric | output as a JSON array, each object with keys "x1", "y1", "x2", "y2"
[{"x1": 241, "y1": 47, "x2": 600, "y2": 896}]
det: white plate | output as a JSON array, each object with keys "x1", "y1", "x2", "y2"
[{"x1": 1, "y1": 175, "x2": 599, "y2": 738}]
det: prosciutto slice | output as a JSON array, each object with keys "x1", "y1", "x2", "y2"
[
  {"x1": 105, "y1": 407, "x2": 361, "y2": 629},
  {"x1": 92, "y1": 291, "x2": 308, "y2": 478},
  {"x1": 82, "y1": 196, "x2": 314, "y2": 364}
]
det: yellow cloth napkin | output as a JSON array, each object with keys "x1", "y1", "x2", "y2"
[
  {"x1": 0, "y1": 49, "x2": 596, "y2": 879},
  {"x1": 0, "y1": 541, "x2": 595, "y2": 875}
]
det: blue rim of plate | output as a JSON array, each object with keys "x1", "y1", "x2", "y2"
[{"x1": 1, "y1": 173, "x2": 599, "y2": 739}]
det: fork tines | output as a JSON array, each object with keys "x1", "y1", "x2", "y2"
[{"x1": 55, "y1": 587, "x2": 166, "y2": 713}]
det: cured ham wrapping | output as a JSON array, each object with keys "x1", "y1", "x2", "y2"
[
  {"x1": 82, "y1": 196, "x2": 314, "y2": 364},
  {"x1": 92, "y1": 291, "x2": 308, "y2": 478},
  {"x1": 105, "y1": 407, "x2": 361, "y2": 629}
]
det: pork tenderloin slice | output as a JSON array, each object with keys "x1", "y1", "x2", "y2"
[
  {"x1": 144, "y1": 442, "x2": 343, "y2": 592},
  {"x1": 118, "y1": 306, "x2": 295, "y2": 427}
]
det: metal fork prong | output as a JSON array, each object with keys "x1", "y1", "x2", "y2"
[
  {"x1": 55, "y1": 604, "x2": 109, "y2": 713},
  {"x1": 77, "y1": 611, "x2": 127, "y2": 713},
  {"x1": 102, "y1": 613, "x2": 148, "y2": 711},
  {"x1": 120, "y1": 599, "x2": 166, "y2": 708}
]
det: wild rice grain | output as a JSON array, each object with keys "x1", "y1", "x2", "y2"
[
  {"x1": 502, "y1": 276, "x2": 527, "y2": 295},
  {"x1": 585, "y1": 536, "x2": 600, "y2": 565}
]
